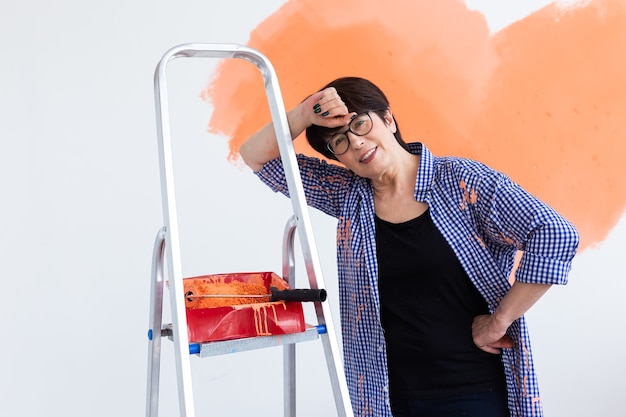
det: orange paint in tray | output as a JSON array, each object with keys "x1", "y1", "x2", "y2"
[{"x1": 182, "y1": 272, "x2": 305, "y2": 343}]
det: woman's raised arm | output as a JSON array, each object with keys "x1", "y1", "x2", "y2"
[{"x1": 239, "y1": 88, "x2": 353, "y2": 172}]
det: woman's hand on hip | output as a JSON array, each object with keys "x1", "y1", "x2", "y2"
[{"x1": 472, "y1": 314, "x2": 515, "y2": 354}]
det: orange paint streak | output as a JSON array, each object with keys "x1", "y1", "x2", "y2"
[
  {"x1": 355, "y1": 304, "x2": 364, "y2": 324},
  {"x1": 357, "y1": 374, "x2": 365, "y2": 412},
  {"x1": 522, "y1": 338, "x2": 531, "y2": 396},
  {"x1": 460, "y1": 179, "x2": 478, "y2": 210},
  {"x1": 251, "y1": 304, "x2": 273, "y2": 336},
  {"x1": 203, "y1": 0, "x2": 626, "y2": 250},
  {"x1": 532, "y1": 396, "x2": 542, "y2": 416},
  {"x1": 234, "y1": 301, "x2": 286, "y2": 336},
  {"x1": 474, "y1": 233, "x2": 486, "y2": 248},
  {"x1": 337, "y1": 217, "x2": 351, "y2": 243}
]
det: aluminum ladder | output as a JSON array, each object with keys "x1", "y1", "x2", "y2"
[{"x1": 145, "y1": 43, "x2": 354, "y2": 417}]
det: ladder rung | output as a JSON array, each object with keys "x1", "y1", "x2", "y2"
[{"x1": 161, "y1": 324, "x2": 323, "y2": 357}]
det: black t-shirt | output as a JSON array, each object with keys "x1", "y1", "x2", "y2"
[{"x1": 375, "y1": 209, "x2": 506, "y2": 400}]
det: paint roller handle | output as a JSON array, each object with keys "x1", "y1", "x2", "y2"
[{"x1": 269, "y1": 287, "x2": 327, "y2": 302}]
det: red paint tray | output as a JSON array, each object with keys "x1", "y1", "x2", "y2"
[{"x1": 181, "y1": 272, "x2": 306, "y2": 343}]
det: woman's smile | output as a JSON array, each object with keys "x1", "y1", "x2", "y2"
[{"x1": 359, "y1": 146, "x2": 378, "y2": 163}]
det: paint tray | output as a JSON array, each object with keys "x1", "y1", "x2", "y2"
[{"x1": 182, "y1": 272, "x2": 306, "y2": 343}]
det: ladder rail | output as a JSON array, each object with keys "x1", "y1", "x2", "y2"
[
  {"x1": 154, "y1": 45, "x2": 196, "y2": 417},
  {"x1": 152, "y1": 43, "x2": 353, "y2": 417},
  {"x1": 282, "y1": 216, "x2": 297, "y2": 417},
  {"x1": 146, "y1": 227, "x2": 167, "y2": 417}
]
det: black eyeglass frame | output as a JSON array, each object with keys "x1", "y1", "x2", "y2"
[{"x1": 324, "y1": 111, "x2": 376, "y2": 156}]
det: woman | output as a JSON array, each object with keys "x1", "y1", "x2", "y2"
[{"x1": 239, "y1": 77, "x2": 579, "y2": 417}]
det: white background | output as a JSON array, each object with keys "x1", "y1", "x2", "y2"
[{"x1": 1, "y1": 1, "x2": 624, "y2": 416}]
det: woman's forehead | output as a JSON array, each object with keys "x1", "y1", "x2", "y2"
[{"x1": 323, "y1": 124, "x2": 349, "y2": 141}]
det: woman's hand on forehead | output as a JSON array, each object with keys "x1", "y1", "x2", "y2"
[{"x1": 305, "y1": 87, "x2": 356, "y2": 128}]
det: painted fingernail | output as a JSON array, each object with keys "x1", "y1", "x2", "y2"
[
  {"x1": 322, "y1": 111, "x2": 329, "y2": 117},
  {"x1": 314, "y1": 107, "x2": 322, "y2": 114},
  {"x1": 313, "y1": 103, "x2": 321, "y2": 110}
]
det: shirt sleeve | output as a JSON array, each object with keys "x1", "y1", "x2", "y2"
[
  {"x1": 254, "y1": 154, "x2": 355, "y2": 219},
  {"x1": 476, "y1": 167, "x2": 580, "y2": 285}
]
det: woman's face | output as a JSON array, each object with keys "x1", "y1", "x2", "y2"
[{"x1": 334, "y1": 110, "x2": 400, "y2": 178}]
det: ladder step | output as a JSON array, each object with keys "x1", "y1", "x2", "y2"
[{"x1": 162, "y1": 324, "x2": 323, "y2": 357}]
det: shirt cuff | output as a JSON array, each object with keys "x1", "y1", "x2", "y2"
[{"x1": 514, "y1": 251, "x2": 573, "y2": 285}]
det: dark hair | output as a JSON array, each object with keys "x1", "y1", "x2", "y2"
[{"x1": 305, "y1": 77, "x2": 408, "y2": 160}]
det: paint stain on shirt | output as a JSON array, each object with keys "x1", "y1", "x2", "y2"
[{"x1": 460, "y1": 179, "x2": 478, "y2": 210}]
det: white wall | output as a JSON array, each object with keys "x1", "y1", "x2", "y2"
[{"x1": 1, "y1": 1, "x2": 623, "y2": 416}]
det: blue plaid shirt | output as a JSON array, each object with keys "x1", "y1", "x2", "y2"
[{"x1": 255, "y1": 143, "x2": 579, "y2": 417}]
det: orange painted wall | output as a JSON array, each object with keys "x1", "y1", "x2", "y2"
[{"x1": 202, "y1": 0, "x2": 626, "y2": 251}]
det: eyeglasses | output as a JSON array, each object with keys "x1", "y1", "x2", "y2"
[{"x1": 325, "y1": 112, "x2": 374, "y2": 156}]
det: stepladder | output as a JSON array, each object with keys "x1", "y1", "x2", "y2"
[{"x1": 145, "y1": 43, "x2": 354, "y2": 417}]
